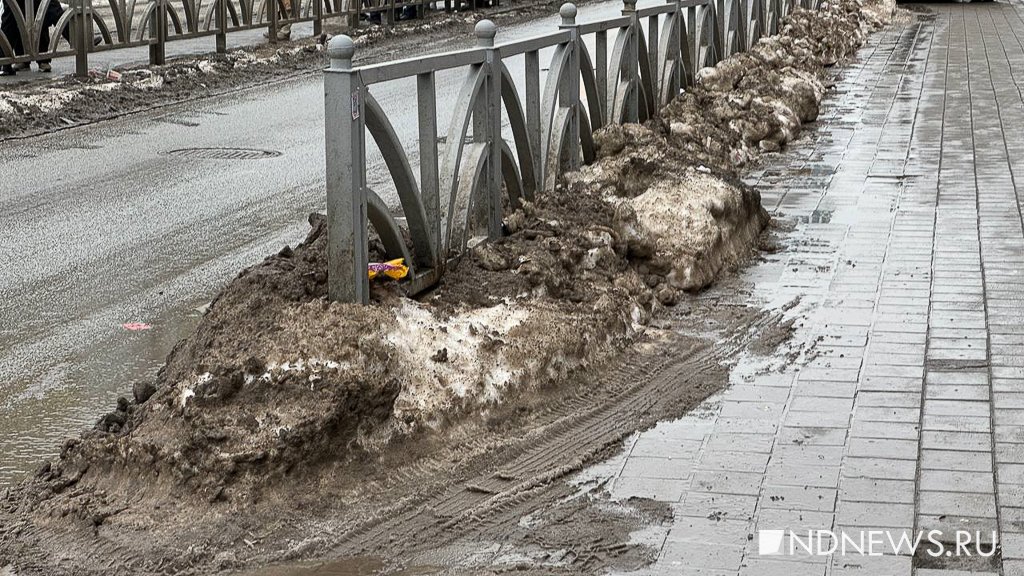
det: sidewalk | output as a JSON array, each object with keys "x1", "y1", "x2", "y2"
[{"x1": 599, "y1": 1, "x2": 1024, "y2": 574}]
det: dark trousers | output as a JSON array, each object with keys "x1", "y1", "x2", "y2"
[
  {"x1": 38, "y1": 0, "x2": 70, "y2": 63},
  {"x1": 0, "y1": 0, "x2": 27, "y2": 58},
  {"x1": 0, "y1": 0, "x2": 70, "y2": 60}
]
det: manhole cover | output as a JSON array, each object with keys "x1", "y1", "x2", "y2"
[{"x1": 163, "y1": 147, "x2": 282, "y2": 160}]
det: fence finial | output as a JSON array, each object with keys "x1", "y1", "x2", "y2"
[
  {"x1": 559, "y1": 3, "x2": 577, "y2": 26},
  {"x1": 622, "y1": 0, "x2": 637, "y2": 13},
  {"x1": 475, "y1": 19, "x2": 497, "y2": 47},
  {"x1": 328, "y1": 35, "x2": 356, "y2": 70}
]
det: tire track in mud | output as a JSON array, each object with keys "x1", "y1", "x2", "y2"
[{"x1": 323, "y1": 302, "x2": 784, "y2": 566}]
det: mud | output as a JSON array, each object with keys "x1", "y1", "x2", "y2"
[{"x1": 0, "y1": 0, "x2": 892, "y2": 573}]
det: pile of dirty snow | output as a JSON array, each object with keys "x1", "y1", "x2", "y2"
[{"x1": 663, "y1": 0, "x2": 895, "y2": 169}]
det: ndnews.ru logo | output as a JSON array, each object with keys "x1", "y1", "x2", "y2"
[{"x1": 758, "y1": 529, "x2": 998, "y2": 558}]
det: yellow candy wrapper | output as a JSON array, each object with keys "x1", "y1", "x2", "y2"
[{"x1": 368, "y1": 258, "x2": 409, "y2": 281}]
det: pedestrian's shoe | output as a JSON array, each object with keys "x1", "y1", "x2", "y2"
[
  {"x1": 37, "y1": 62, "x2": 52, "y2": 72},
  {"x1": 0, "y1": 65, "x2": 15, "y2": 76},
  {"x1": 263, "y1": 24, "x2": 291, "y2": 40},
  {"x1": 12, "y1": 62, "x2": 29, "y2": 71}
]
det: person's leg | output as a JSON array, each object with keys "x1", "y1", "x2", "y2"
[
  {"x1": 278, "y1": 0, "x2": 291, "y2": 38},
  {"x1": 263, "y1": 0, "x2": 292, "y2": 40},
  {"x1": 36, "y1": 0, "x2": 64, "y2": 69},
  {"x1": 0, "y1": 3, "x2": 26, "y2": 75},
  {"x1": 37, "y1": 27, "x2": 51, "y2": 70},
  {"x1": 45, "y1": 0, "x2": 68, "y2": 43}
]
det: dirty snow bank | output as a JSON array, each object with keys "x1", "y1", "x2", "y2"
[
  {"x1": 663, "y1": 0, "x2": 895, "y2": 169},
  {"x1": 17, "y1": 195, "x2": 657, "y2": 503}
]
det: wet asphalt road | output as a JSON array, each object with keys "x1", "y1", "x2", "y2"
[{"x1": 0, "y1": 0, "x2": 632, "y2": 484}]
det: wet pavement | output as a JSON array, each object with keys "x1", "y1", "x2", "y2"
[{"x1": 585, "y1": 1, "x2": 1024, "y2": 575}]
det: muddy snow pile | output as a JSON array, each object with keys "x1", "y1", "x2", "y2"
[
  {"x1": 663, "y1": 0, "x2": 894, "y2": 169},
  {"x1": 22, "y1": 152, "x2": 756, "y2": 504}
]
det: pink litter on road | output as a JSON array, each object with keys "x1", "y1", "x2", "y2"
[{"x1": 122, "y1": 322, "x2": 152, "y2": 331}]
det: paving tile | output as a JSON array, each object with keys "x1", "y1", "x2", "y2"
[
  {"x1": 1003, "y1": 533, "x2": 1024, "y2": 560},
  {"x1": 849, "y1": 420, "x2": 919, "y2": 440},
  {"x1": 690, "y1": 471, "x2": 763, "y2": 496},
  {"x1": 773, "y1": 444, "x2": 845, "y2": 467},
  {"x1": 738, "y1": 558, "x2": 826, "y2": 576},
  {"x1": 764, "y1": 463, "x2": 841, "y2": 488},
  {"x1": 917, "y1": 490, "x2": 996, "y2": 518},
  {"x1": 921, "y1": 431, "x2": 991, "y2": 452},
  {"x1": 831, "y1": 554, "x2": 911, "y2": 576},
  {"x1": 660, "y1": 541, "x2": 744, "y2": 570},
  {"x1": 697, "y1": 450, "x2": 771, "y2": 474},
  {"x1": 1004, "y1": 560, "x2": 1024, "y2": 576},
  {"x1": 778, "y1": 426, "x2": 849, "y2": 446},
  {"x1": 676, "y1": 493, "x2": 758, "y2": 521},
  {"x1": 704, "y1": 433, "x2": 776, "y2": 454},
  {"x1": 835, "y1": 502, "x2": 913, "y2": 528},
  {"x1": 611, "y1": 476, "x2": 686, "y2": 502},
  {"x1": 918, "y1": 469, "x2": 993, "y2": 493},
  {"x1": 841, "y1": 457, "x2": 917, "y2": 481},
  {"x1": 760, "y1": 485, "x2": 837, "y2": 512},
  {"x1": 846, "y1": 437, "x2": 918, "y2": 460},
  {"x1": 630, "y1": 437, "x2": 704, "y2": 459},
  {"x1": 921, "y1": 414, "x2": 991, "y2": 433},
  {"x1": 920, "y1": 449, "x2": 993, "y2": 472},
  {"x1": 621, "y1": 456, "x2": 694, "y2": 480},
  {"x1": 839, "y1": 478, "x2": 915, "y2": 504},
  {"x1": 917, "y1": 514, "x2": 998, "y2": 543}
]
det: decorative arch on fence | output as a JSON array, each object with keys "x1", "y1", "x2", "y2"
[{"x1": 324, "y1": 0, "x2": 806, "y2": 303}]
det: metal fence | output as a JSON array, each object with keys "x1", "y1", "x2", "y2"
[
  {"x1": 0, "y1": 0, "x2": 493, "y2": 74},
  {"x1": 324, "y1": 0, "x2": 817, "y2": 303}
]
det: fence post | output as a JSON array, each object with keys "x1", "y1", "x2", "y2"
[
  {"x1": 325, "y1": 36, "x2": 369, "y2": 304},
  {"x1": 708, "y1": 0, "x2": 720, "y2": 66},
  {"x1": 558, "y1": 3, "x2": 581, "y2": 171},
  {"x1": 314, "y1": 0, "x2": 323, "y2": 36},
  {"x1": 268, "y1": 0, "x2": 279, "y2": 43},
  {"x1": 714, "y1": 0, "x2": 725, "y2": 60},
  {"x1": 148, "y1": 0, "x2": 165, "y2": 65},
  {"x1": 346, "y1": 0, "x2": 358, "y2": 28},
  {"x1": 417, "y1": 70, "x2": 441, "y2": 267},
  {"x1": 26, "y1": 0, "x2": 37, "y2": 61},
  {"x1": 475, "y1": 20, "x2": 503, "y2": 240},
  {"x1": 73, "y1": 0, "x2": 91, "y2": 76},
  {"x1": 216, "y1": 0, "x2": 228, "y2": 53},
  {"x1": 621, "y1": 0, "x2": 638, "y2": 123}
]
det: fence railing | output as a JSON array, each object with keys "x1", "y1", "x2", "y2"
[
  {"x1": 0, "y1": 0, "x2": 495, "y2": 74},
  {"x1": 325, "y1": 0, "x2": 816, "y2": 303}
]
